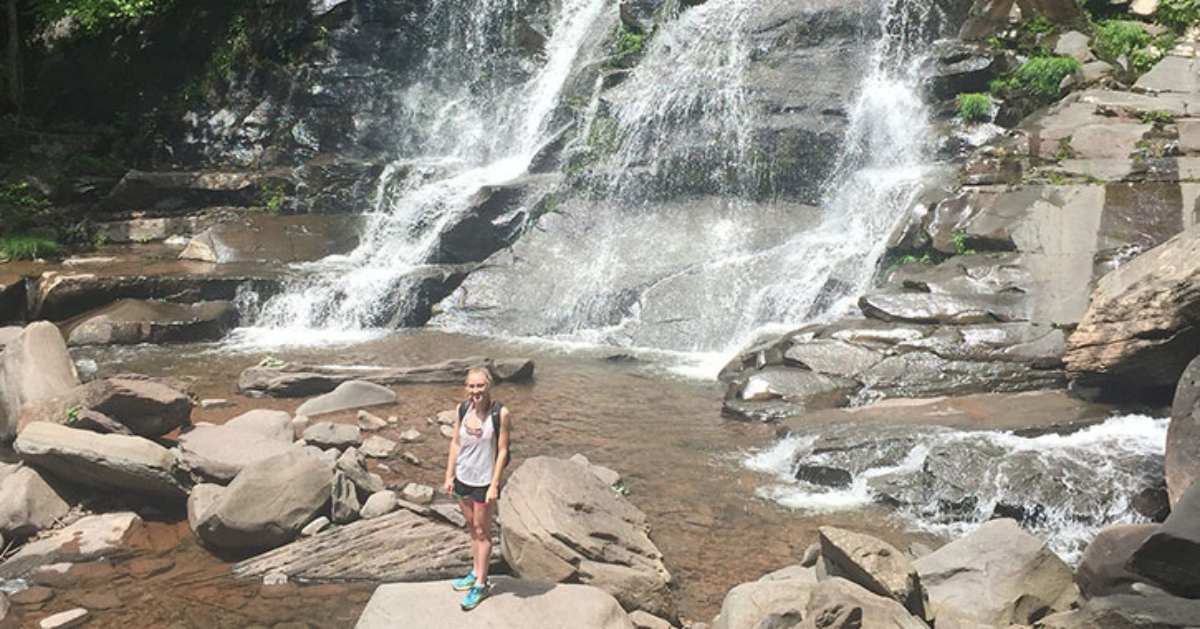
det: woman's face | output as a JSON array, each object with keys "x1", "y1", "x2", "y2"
[{"x1": 465, "y1": 373, "x2": 490, "y2": 405}]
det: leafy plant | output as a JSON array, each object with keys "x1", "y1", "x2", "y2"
[
  {"x1": 1157, "y1": 0, "x2": 1200, "y2": 32},
  {"x1": 951, "y1": 231, "x2": 977, "y2": 256},
  {"x1": 992, "y1": 56, "x2": 1081, "y2": 98},
  {"x1": 1024, "y1": 15, "x2": 1055, "y2": 35},
  {"x1": 30, "y1": 0, "x2": 174, "y2": 30},
  {"x1": 895, "y1": 253, "x2": 933, "y2": 267},
  {"x1": 1094, "y1": 20, "x2": 1150, "y2": 61},
  {"x1": 1139, "y1": 109, "x2": 1175, "y2": 124},
  {"x1": 259, "y1": 181, "x2": 287, "y2": 214},
  {"x1": 0, "y1": 235, "x2": 60, "y2": 260},
  {"x1": 956, "y1": 93, "x2": 992, "y2": 122},
  {"x1": 609, "y1": 23, "x2": 646, "y2": 67}
]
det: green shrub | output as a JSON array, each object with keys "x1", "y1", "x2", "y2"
[
  {"x1": 951, "y1": 231, "x2": 977, "y2": 256},
  {"x1": 1024, "y1": 15, "x2": 1055, "y2": 35},
  {"x1": 0, "y1": 235, "x2": 60, "y2": 260},
  {"x1": 1094, "y1": 21, "x2": 1150, "y2": 61},
  {"x1": 1139, "y1": 109, "x2": 1175, "y2": 124},
  {"x1": 609, "y1": 24, "x2": 646, "y2": 67},
  {"x1": 956, "y1": 93, "x2": 992, "y2": 122},
  {"x1": 1158, "y1": 0, "x2": 1200, "y2": 31},
  {"x1": 995, "y1": 56, "x2": 1080, "y2": 98}
]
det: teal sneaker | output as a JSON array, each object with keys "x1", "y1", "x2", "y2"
[
  {"x1": 450, "y1": 570, "x2": 476, "y2": 592},
  {"x1": 460, "y1": 583, "x2": 490, "y2": 611}
]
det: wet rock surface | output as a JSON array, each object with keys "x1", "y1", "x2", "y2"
[
  {"x1": 178, "y1": 213, "x2": 361, "y2": 263},
  {"x1": 63, "y1": 299, "x2": 237, "y2": 346},
  {"x1": 239, "y1": 357, "x2": 535, "y2": 397}
]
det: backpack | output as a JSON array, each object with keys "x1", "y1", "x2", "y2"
[{"x1": 457, "y1": 400, "x2": 510, "y2": 469}]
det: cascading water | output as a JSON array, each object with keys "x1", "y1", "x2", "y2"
[
  {"x1": 744, "y1": 414, "x2": 1169, "y2": 561},
  {"x1": 235, "y1": 0, "x2": 608, "y2": 344},
  {"x1": 436, "y1": 0, "x2": 942, "y2": 362}
]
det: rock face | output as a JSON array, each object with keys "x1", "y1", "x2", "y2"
[
  {"x1": 1129, "y1": 481, "x2": 1200, "y2": 598},
  {"x1": 0, "y1": 512, "x2": 144, "y2": 578},
  {"x1": 294, "y1": 381, "x2": 397, "y2": 417},
  {"x1": 354, "y1": 578, "x2": 635, "y2": 629},
  {"x1": 62, "y1": 299, "x2": 237, "y2": 346},
  {"x1": 1065, "y1": 224, "x2": 1200, "y2": 397},
  {"x1": 178, "y1": 213, "x2": 360, "y2": 263},
  {"x1": 19, "y1": 376, "x2": 192, "y2": 438},
  {"x1": 914, "y1": 518, "x2": 1075, "y2": 625},
  {"x1": 14, "y1": 422, "x2": 186, "y2": 499},
  {"x1": 0, "y1": 466, "x2": 70, "y2": 538},
  {"x1": 499, "y1": 457, "x2": 672, "y2": 617},
  {"x1": 177, "y1": 424, "x2": 296, "y2": 483},
  {"x1": 1167, "y1": 354, "x2": 1200, "y2": 505},
  {"x1": 193, "y1": 449, "x2": 332, "y2": 551},
  {"x1": 0, "y1": 322, "x2": 79, "y2": 440},
  {"x1": 818, "y1": 526, "x2": 928, "y2": 620},
  {"x1": 233, "y1": 508, "x2": 479, "y2": 582}
]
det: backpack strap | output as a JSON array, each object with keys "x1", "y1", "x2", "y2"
[{"x1": 457, "y1": 400, "x2": 469, "y2": 421}]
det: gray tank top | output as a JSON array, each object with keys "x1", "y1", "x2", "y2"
[{"x1": 455, "y1": 404, "x2": 496, "y2": 487}]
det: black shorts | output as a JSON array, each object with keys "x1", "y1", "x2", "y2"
[{"x1": 454, "y1": 478, "x2": 494, "y2": 504}]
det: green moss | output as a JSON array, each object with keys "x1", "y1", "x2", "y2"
[
  {"x1": 608, "y1": 24, "x2": 646, "y2": 68},
  {"x1": 951, "y1": 231, "x2": 977, "y2": 256},
  {"x1": 956, "y1": 93, "x2": 992, "y2": 122},
  {"x1": 1157, "y1": 0, "x2": 1200, "y2": 32},
  {"x1": 0, "y1": 235, "x2": 60, "y2": 260},
  {"x1": 258, "y1": 181, "x2": 288, "y2": 214},
  {"x1": 1139, "y1": 109, "x2": 1175, "y2": 124},
  {"x1": 1094, "y1": 21, "x2": 1150, "y2": 61}
]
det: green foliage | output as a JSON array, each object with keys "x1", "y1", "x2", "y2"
[
  {"x1": 1024, "y1": 15, "x2": 1056, "y2": 35},
  {"x1": 991, "y1": 56, "x2": 1080, "y2": 98},
  {"x1": 1094, "y1": 21, "x2": 1150, "y2": 61},
  {"x1": 609, "y1": 24, "x2": 646, "y2": 67},
  {"x1": 31, "y1": 0, "x2": 173, "y2": 30},
  {"x1": 895, "y1": 253, "x2": 933, "y2": 267},
  {"x1": 0, "y1": 182, "x2": 52, "y2": 235},
  {"x1": 1054, "y1": 138, "x2": 1075, "y2": 161},
  {"x1": 65, "y1": 406, "x2": 82, "y2": 424},
  {"x1": 0, "y1": 235, "x2": 60, "y2": 260},
  {"x1": 1139, "y1": 109, "x2": 1175, "y2": 124},
  {"x1": 951, "y1": 231, "x2": 977, "y2": 256},
  {"x1": 259, "y1": 181, "x2": 287, "y2": 214},
  {"x1": 956, "y1": 93, "x2": 992, "y2": 122},
  {"x1": 1157, "y1": 0, "x2": 1200, "y2": 31}
]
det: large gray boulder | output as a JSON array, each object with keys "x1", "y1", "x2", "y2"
[
  {"x1": 14, "y1": 422, "x2": 186, "y2": 499},
  {"x1": 0, "y1": 465, "x2": 70, "y2": 538},
  {"x1": 804, "y1": 577, "x2": 929, "y2": 629},
  {"x1": 63, "y1": 299, "x2": 237, "y2": 346},
  {"x1": 499, "y1": 456, "x2": 673, "y2": 618},
  {"x1": 914, "y1": 519, "x2": 1075, "y2": 625},
  {"x1": 295, "y1": 381, "x2": 397, "y2": 417},
  {"x1": 177, "y1": 424, "x2": 296, "y2": 483},
  {"x1": 223, "y1": 409, "x2": 294, "y2": 444},
  {"x1": 712, "y1": 568, "x2": 816, "y2": 629},
  {"x1": 1065, "y1": 224, "x2": 1200, "y2": 396},
  {"x1": 238, "y1": 357, "x2": 534, "y2": 397},
  {"x1": 1129, "y1": 481, "x2": 1200, "y2": 598},
  {"x1": 193, "y1": 449, "x2": 332, "y2": 551},
  {"x1": 818, "y1": 526, "x2": 928, "y2": 620},
  {"x1": 0, "y1": 322, "x2": 79, "y2": 440},
  {"x1": 303, "y1": 421, "x2": 362, "y2": 450},
  {"x1": 1167, "y1": 353, "x2": 1200, "y2": 506},
  {"x1": 1076, "y1": 523, "x2": 1159, "y2": 599},
  {"x1": 1037, "y1": 593, "x2": 1200, "y2": 629},
  {"x1": 18, "y1": 376, "x2": 192, "y2": 438},
  {"x1": 355, "y1": 578, "x2": 634, "y2": 629},
  {"x1": 0, "y1": 512, "x2": 144, "y2": 578}
]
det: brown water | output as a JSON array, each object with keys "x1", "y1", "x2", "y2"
[{"x1": 9, "y1": 331, "x2": 936, "y2": 627}]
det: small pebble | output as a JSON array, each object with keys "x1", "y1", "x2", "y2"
[
  {"x1": 263, "y1": 571, "x2": 288, "y2": 586},
  {"x1": 397, "y1": 429, "x2": 422, "y2": 443},
  {"x1": 39, "y1": 607, "x2": 89, "y2": 629},
  {"x1": 439, "y1": 425, "x2": 454, "y2": 439},
  {"x1": 357, "y1": 410, "x2": 388, "y2": 431},
  {"x1": 401, "y1": 452, "x2": 421, "y2": 466},
  {"x1": 200, "y1": 398, "x2": 233, "y2": 409}
]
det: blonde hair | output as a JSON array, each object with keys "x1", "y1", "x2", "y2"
[{"x1": 465, "y1": 367, "x2": 493, "y2": 385}]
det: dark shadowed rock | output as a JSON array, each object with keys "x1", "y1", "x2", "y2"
[
  {"x1": 1037, "y1": 593, "x2": 1200, "y2": 629},
  {"x1": 1076, "y1": 523, "x2": 1158, "y2": 599},
  {"x1": 19, "y1": 376, "x2": 192, "y2": 438},
  {"x1": 102, "y1": 170, "x2": 262, "y2": 212},
  {"x1": 1167, "y1": 354, "x2": 1200, "y2": 505},
  {"x1": 1130, "y1": 481, "x2": 1200, "y2": 598},
  {"x1": 818, "y1": 527, "x2": 929, "y2": 620},
  {"x1": 63, "y1": 299, "x2": 237, "y2": 346}
]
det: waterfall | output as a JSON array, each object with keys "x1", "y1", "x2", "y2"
[
  {"x1": 436, "y1": 0, "x2": 943, "y2": 363},
  {"x1": 236, "y1": 0, "x2": 608, "y2": 344}
]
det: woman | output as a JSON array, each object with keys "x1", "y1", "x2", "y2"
[{"x1": 443, "y1": 367, "x2": 511, "y2": 611}]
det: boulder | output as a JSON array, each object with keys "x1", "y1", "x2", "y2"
[
  {"x1": 194, "y1": 449, "x2": 332, "y2": 551},
  {"x1": 14, "y1": 422, "x2": 186, "y2": 498},
  {"x1": 355, "y1": 578, "x2": 635, "y2": 629},
  {"x1": 1053, "y1": 31, "x2": 1094, "y2": 64},
  {"x1": 1129, "y1": 481, "x2": 1200, "y2": 597},
  {"x1": 177, "y1": 424, "x2": 296, "y2": 483},
  {"x1": 0, "y1": 512, "x2": 143, "y2": 578},
  {"x1": 1076, "y1": 523, "x2": 1158, "y2": 598},
  {"x1": 304, "y1": 421, "x2": 362, "y2": 450},
  {"x1": 818, "y1": 526, "x2": 928, "y2": 620},
  {"x1": 859, "y1": 291, "x2": 1027, "y2": 325},
  {"x1": 187, "y1": 483, "x2": 224, "y2": 533},
  {"x1": 1134, "y1": 56, "x2": 1199, "y2": 95},
  {"x1": 628, "y1": 611, "x2": 672, "y2": 629},
  {"x1": 569, "y1": 453, "x2": 622, "y2": 487},
  {"x1": 295, "y1": 381, "x2": 396, "y2": 417},
  {"x1": 357, "y1": 410, "x2": 388, "y2": 431},
  {"x1": 723, "y1": 368, "x2": 857, "y2": 419},
  {"x1": 915, "y1": 519, "x2": 1075, "y2": 625},
  {"x1": 331, "y1": 471, "x2": 361, "y2": 524},
  {"x1": 1065, "y1": 224, "x2": 1200, "y2": 396},
  {"x1": 360, "y1": 490, "x2": 399, "y2": 519},
  {"x1": 62, "y1": 299, "x2": 237, "y2": 346},
  {"x1": 712, "y1": 569, "x2": 816, "y2": 629},
  {"x1": 804, "y1": 577, "x2": 930, "y2": 629},
  {"x1": 1167, "y1": 354, "x2": 1200, "y2": 505},
  {"x1": 233, "y1": 508, "x2": 482, "y2": 582},
  {"x1": 336, "y1": 447, "x2": 385, "y2": 496},
  {"x1": 1037, "y1": 593, "x2": 1200, "y2": 628},
  {"x1": 401, "y1": 483, "x2": 434, "y2": 506},
  {"x1": 224, "y1": 409, "x2": 294, "y2": 444},
  {"x1": 499, "y1": 457, "x2": 672, "y2": 617},
  {"x1": 361, "y1": 435, "x2": 397, "y2": 458},
  {"x1": 0, "y1": 466, "x2": 70, "y2": 538},
  {"x1": 239, "y1": 357, "x2": 534, "y2": 397},
  {"x1": 19, "y1": 376, "x2": 192, "y2": 438},
  {"x1": 0, "y1": 321, "x2": 79, "y2": 440},
  {"x1": 64, "y1": 409, "x2": 133, "y2": 435}
]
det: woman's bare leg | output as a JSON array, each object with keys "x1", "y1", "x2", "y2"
[{"x1": 472, "y1": 500, "x2": 493, "y2": 585}]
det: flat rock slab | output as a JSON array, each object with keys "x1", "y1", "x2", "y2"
[
  {"x1": 62, "y1": 298, "x2": 236, "y2": 346},
  {"x1": 19, "y1": 376, "x2": 192, "y2": 438},
  {"x1": 355, "y1": 578, "x2": 634, "y2": 629},
  {"x1": 0, "y1": 512, "x2": 143, "y2": 578},
  {"x1": 239, "y1": 357, "x2": 535, "y2": 397},
  {"x1": 233, "y1": 508, "x2": 479, "y2": 582},
  {"x1": 14, "y1": 422, "x2": 186, "y2": 499},
  {"x1": 178, "y1": 214, "x2": 360, "y2": 263},
  {"x1": 295, "y1": 381, "x2": 396, "y2": 417},
  {"x1": 177, "y1": 424, "x2": 296, "y2": 483}
]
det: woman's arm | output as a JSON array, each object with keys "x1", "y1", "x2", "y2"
[
  {"x1": 486, "y1": 408, "x2": 511, "y2": 502},
  {"x1": 443, "y1": 412, "x2": 462, "y2": 494}
]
